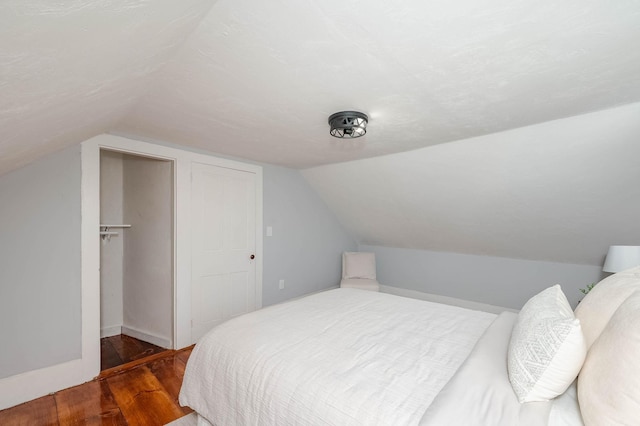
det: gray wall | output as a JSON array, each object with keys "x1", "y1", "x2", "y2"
[
  {"x1": 0, "y1": 145, "x2": 81, "y2": 379},
  {"x1": 118, "y1": 134, "x2": 358, "y2": 306},
  {"x1": 361, "y1": 244, "x2": 605, "y2": 309},
  {"x1": 262, "y1": 164, "x2": 357, "y2": 306}
]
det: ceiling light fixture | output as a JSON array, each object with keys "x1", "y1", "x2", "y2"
[{"x1": 328, "y1": 111, "x2": 368, "y2": 138}]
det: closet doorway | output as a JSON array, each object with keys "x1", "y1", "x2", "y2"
[{"x1": 99, "y1": 149, "x2": 174, "y2": 371}]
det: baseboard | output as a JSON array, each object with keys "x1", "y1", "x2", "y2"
[
  {"x1": 282, "y1": 285, "x2": 340, "y2": 304},
  {"x1": 100, "y1": 325, "x2": 122, "y2": 338},
  {"x1": 296, "y1": 284, "x2": 340, "y2": 300},
  {"x1": 121, "y1": 326, "x2": 171, "y2": 349},
  {"x1": 379, "y1": 285, "x2": 518, "y2": 314},
  {"x1": 0, "y1": 358, "x2": 86, "y2": 410}
]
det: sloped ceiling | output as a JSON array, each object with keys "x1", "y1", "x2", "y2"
[
  {"x1": 2, "y1": 0, "x2": 640, "y2": 265},
  {"x1": 0, "y1": 0, "x2": 214, "y2": 173},
  {"x1": 303, "y1": 102, "x2": 640, "y2": 266},
  {"x1": 115, "y1": 0, "x2": 640, "y2": 168}
]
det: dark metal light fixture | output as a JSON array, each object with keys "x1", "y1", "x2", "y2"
[{"x1": 328, "y1": 111, "x2": 368, "y2": 138}]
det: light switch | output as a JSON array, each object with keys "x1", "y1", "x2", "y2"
[{"x1": 266, "y1": 226, "x2": 273, "y2": 237}]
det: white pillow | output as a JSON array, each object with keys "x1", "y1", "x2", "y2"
[
  {"x1": 342, "y1": 252, "x2": 376, "y2": 279},
  {"x1": 508, "y1": 285, "x2": 586, "y2": 403},
  {"x1": 578, "y1": 291, "x2": 640, "y2": 426}
]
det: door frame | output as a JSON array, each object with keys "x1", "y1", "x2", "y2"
[{"x1": 81, "y1": 134, "x2": 263, "y2": 380}]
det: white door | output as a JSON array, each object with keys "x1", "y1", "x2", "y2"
[{"x1": 191, "y1": 162, "x2": 257, "y2": 342}]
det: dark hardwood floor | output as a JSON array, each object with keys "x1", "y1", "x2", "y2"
[
  {"x1": 0, "y1": 347, "x2": 194, "y2": 425},
  {"x1": 101, "y1": 334, "x2": 168, "y2": 371}
]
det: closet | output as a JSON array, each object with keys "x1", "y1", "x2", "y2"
[{"x1": 99, "y1": 149, "x2": 174, "y2": 369}]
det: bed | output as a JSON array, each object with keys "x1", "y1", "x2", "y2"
[{"x1": 179, "y1": 267, "x2": 640, "y2": 426}]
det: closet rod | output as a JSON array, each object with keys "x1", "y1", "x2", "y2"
[{"x1": 100, "y1": 224, "x2": 132, "y2": 228}]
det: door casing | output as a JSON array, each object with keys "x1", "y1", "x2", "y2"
[{"x1": 81, "y1": 134, "x2": 263, "y2": 379}]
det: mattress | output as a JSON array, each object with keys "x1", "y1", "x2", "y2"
[{"x1": 179, "y1": 288, "x2": 496, "y2": 425}]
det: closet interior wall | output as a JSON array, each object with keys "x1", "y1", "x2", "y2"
[{"x1": 99, "y1": 150, "x2": 173, "y2": 349}]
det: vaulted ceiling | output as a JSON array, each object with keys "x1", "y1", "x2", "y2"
[{"x1": 2, "y1": 0, "x2": 640, "y2": 265}]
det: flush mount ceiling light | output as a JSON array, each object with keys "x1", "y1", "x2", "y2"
[{"x1": 328, "y1": 111, "x2": 368, "y2": 138}]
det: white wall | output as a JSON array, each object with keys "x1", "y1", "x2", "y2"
[
  {"x1": 100, "y1": 151, "x2": 124, "y2": 337},
  {"x1": 0, "y1": 145, "x2": 81, "y2": 379},
  {"x1": 122, "y1": 155, "x2": 173, "y2": 347},
  {"x1": 362, "y1": 244, "x2": 605, "y2": 309}
]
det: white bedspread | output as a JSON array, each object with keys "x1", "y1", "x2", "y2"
[
  {"x1": 179, "y1": 288, "x2": 495, "y2": 426},
  {"x1": 420, "y1": 312, "x2": 551, "y2": 426}
]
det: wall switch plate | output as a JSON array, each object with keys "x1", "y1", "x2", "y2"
[
  {"x1": 279, "y1": 279, "x2": 285, "y2": 290},
  {"x1": 266, "y1": 226, "x2": 273, "y2": 237}
]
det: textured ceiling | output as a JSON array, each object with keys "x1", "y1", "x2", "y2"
[
  {"x1": 0, "y1": 0, "x2": 214, "y2": 174},
  {"x1": 2, "y1": 0, "x2": 640, "y2": 265},
  {"x1": 2, "y1": 0, "x2": 640, "y2": 172},
  {"x1": 115, "y1": 0, "x2": 640, "y2": 168}
]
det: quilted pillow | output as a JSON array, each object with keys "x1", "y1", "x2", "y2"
[
  {"x1": 574, "y1": 266, "x2": 640, "y2": 349},
  {"x1": 578, "y1": 291, "x2": 640, "y2": 426},
  {"x1": 342, "y1": 252, "x2": 376, "y2": 279},
  {"x1": 507, "y1": 285, "x2": 586, "y2": 403}
]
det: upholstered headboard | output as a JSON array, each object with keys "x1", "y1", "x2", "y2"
[{"x1": 573, "y1": 266, "x2": 640, "y2": 426}]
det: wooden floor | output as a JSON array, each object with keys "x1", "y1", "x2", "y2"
[
  {"x1": 101, "y1": 334, "x2": 168, "y2": 371},
  {"x1": 0, "y1": 347, "x2": 194, "y2": 426}
]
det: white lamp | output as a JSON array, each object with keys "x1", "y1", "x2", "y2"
[{"x1": 603, "y1": 245, "x2": 640, "y2": 273}]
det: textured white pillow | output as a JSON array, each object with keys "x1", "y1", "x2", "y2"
[
  {"x1": 508, "y1": 285, "x2": 586, "y2": 403},
  {"x1": 574, "y1": 266, "x2": 640, "y2": 349},
  {"x1": 578, "y1": 291, "x2": 640, "y2": 426},
  {"x1": 342, "y1": 252, "x2": 376, "y2": 279}
]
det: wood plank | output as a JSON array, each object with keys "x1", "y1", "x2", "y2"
[
  {"x1": 0, "y1": 395, "x2": 58, "y2": 426},
  {"x1": 100, "y1": 350, "x2": 176, "y2": 379},
  {"x1": 108, "y1": 334, "x2": 166, "y2": 364},
  {"x1": 107, "y1": 366, "x2": 184, "y2": 425},
  {"x1": 147, "y1": 354, "x2": 193, "y2": 415},
  {"x1": 2, "y1": 345, "x2": 196, "y2": 425},
  {"x1": 175, "y1": 347, "x2": 193, "y2": 366},
  {"x1": 101, "y1": 336, "x2": 124, "y2": 370},
  {"x1": 55, "y1": 379, "x2": 126, "y2": 425}
]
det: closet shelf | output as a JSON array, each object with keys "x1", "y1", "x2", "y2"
[{"x1": 100, "y1": 224, "x2": 132, "y2": 228}]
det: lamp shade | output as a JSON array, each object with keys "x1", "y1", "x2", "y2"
[{"x1": 602, "y1": 245, "x2": 640, "y2": 273}]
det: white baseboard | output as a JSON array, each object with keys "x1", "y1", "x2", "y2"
[
  {"x1": 0, "y1": 358, "x2": 87, "y2": 410},
  {"x1": 270, "y1": 285, "x2": 340, "y2": 307},
  {"x1": 121, "y1": 325, "x2": 171, "y2": 349},
  {"x1": 294, "y1": 285, "x2": 340, "y2": 300},
  {"x1": 100, "y1": 325, "x2": 122, "y2": 338},
  {"x1": 379, "y1": 285, "x2": 518, "y2": 314}
]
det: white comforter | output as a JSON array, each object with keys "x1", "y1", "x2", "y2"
[
  {"x1": 420, "y1": 312, "x2": 552, "y2": 425},
  {"x1": 179, "y1": 288, "x2": 496, "y2": 426}
]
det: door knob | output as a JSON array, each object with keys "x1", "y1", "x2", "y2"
[{"x1": 250, "y1": 254, "x2": 255, "y2": 260}]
